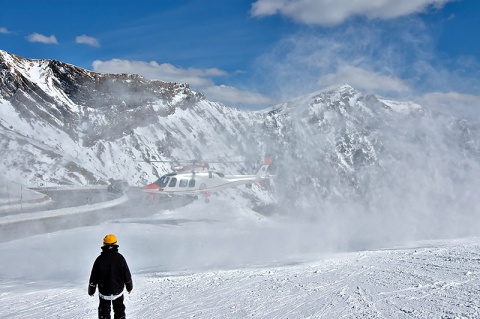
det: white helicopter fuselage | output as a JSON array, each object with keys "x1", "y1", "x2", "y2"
[
  {"x1": 146, "y1": 172, "x2": 263, "y2": 195},
  {"x1": 143, "y1": 158, "x2": 272, "y2": 202}
]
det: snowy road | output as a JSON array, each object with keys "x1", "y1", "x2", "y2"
[
  {"x1": 0, "y1": 188, "x2": 192, "y2": 242},
  {"x1": 0, "y1": 195, "x2": 479, "y2": 318}
]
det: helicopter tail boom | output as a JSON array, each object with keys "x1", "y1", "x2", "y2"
[{"x1": 255, "y1": 158, "x2": 273, "y2": 178}]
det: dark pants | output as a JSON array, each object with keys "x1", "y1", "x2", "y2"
[{"x1": 98, "y1": 295, "x2": 126, "y2": 319}]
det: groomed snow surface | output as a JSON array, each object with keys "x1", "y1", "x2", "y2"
[{"x1": 0, "y1": 195, "x2": 479, "y2": 318}]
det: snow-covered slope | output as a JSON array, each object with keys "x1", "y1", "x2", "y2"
[{"x1": 0, "y1": 200, "x2": 479, "y2": 318}]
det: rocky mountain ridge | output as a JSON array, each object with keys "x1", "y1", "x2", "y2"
[
  {"x1": 1, "y1": 50, "x2": 257, "y2": 178},
  {"x1": 1, "y1": 49, "x2": 479, "y2": 214}
]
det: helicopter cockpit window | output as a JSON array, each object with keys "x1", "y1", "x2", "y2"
[
  {"x1": 155, "y1": 176, "x2": 170, "y2": 188},
  {"x1": 168, "y1": 177, "x2": 177, "y2": 187},
  {"x1": 179, "y1": 179, "x2": 188, "y2": 187},
  {"x1": 215, "y1": 172, "x2": 225, "y2": 178},
  {"x1": 188, "y1": 179, "x2": 195, "y2": 187}
]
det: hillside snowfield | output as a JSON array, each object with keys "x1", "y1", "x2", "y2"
[{"x1": 0, "y1": 197, "x2": 479, "y2": 318}]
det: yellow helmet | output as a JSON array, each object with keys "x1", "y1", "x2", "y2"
[{"x1": 103, "y1": 234, "x2": 117, "y2": 246}]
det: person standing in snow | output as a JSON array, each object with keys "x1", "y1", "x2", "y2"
[{"x1": 88, "y1": 234, "x2": 133, "y2": 319}]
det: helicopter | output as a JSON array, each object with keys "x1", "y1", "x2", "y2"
[{"x1": 142, "y1": 158, "x2": 273, "y2": 203}]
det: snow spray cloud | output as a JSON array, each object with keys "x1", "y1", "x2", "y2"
[
  {"x1": 261, "y1": 87, "x2": 480, "y2": 253},
  {"x1": 243, "y1": 16, "x2": 480, "y2": 254}
]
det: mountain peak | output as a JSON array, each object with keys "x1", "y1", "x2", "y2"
[
  {"x1": 267, "y1": 84, "x2": 361, "y2": 114},
  {"x1": 319, "y1": 83, "x2": 355, "y2": 94}
]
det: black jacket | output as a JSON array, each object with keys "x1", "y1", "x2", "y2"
[{"x1": 88, "y1": 245, "x2": 133, "y2": 296}]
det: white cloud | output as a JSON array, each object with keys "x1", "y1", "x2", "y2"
[
  {"x1": 92, "y1": 59, "x2": 224, "y2": 87},
  {"x1": 92, "y1": 59, "x2": 272, "y2": 107},
  {"x1": 26, "y1": 33, "x2": 58, "y2": 44},
  {"x1": 203, "y1": 85, "x2": 273, "y2": 106},
  {"x1": 0, "y1": 27, "x2": 10, "y2": 34},
  {"x1": 253, "y1": 25, "x2": 422, "y2": 100},
  {"x1": 415, "y1": 92, "x2": 480, "y2": 118},
  {"x1": 318, "y1": 65, "x2": 409, "y2": 94},
  {"x1": 75, "y1": 35, "x2": 100, "y2": 47},
  {"x1": 251, "y1": 0, "x2": 454, "y2": 25}
]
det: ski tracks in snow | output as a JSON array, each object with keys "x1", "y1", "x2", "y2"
[
  {"x1": 1, "y1": 239, "x2": 480, "y2": 318},
  {"x1": 127, "y1": 239, "x2": 480, "y2": 318}
]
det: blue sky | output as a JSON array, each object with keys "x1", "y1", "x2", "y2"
[{"x1": 1, "y1": 0, "x2": 479, "y2": 112}]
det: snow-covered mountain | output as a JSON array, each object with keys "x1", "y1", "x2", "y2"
[
  {"x1": 0, "y1": 49, "x2": 263, "y2": 188},
  {"x1": 1, "y1": 49, "x2": 480, "y2": 226}
]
